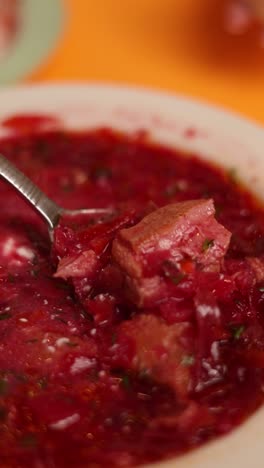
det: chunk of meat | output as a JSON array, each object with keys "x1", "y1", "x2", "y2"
[
  {"x1": 125, "y1": 276, "x2": 165, "y2": 307},
  {"x1": 54, "y1": 250, "x2": 98, "y2": 280},
  {"x1": 113, "y1": 199, "x2": 231, "y2": 277},
  {"x1": 112, "y1": 199, "x2": 231, "y2": 306},
  {"x1": 118, "y1": 314, "x2": 193, "y2": 398}
]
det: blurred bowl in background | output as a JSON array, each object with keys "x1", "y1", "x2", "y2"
[
  {"x1": 0, "y1": 0, "x2": 64, "y2": 85},
  {"x1": 0, "y1": 0, "x2": 21, "y2": 60}
]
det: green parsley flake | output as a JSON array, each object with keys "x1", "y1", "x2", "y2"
[
  {"x1": 181, "y1": 355, "x2": 195, "y2": 366},
  {"x1": 61, "y1": 182, "x2": 74, "y2": 193},
  {"x1": 14, "y1": 373, "x2": 28, "y2": 383},
  {"x1": 30, "y1": 269, "x2": 39, "y2": 278},
  {"x1": 8, "y1": 273, "x2": 15, "y2": 283},
  {"x1": 94, "y1": 167, "x2": 112, "y2": 179},
  {"x1": 202, "y1": 238, "x2": 214, "y2": 252},
  {"x1": 0, "y1": 313, "x2": 11, "y2": 321},
  {"x1": 66, "y1": 341, "x2": 79, "y2": 348},
  {"x1": 111, "y1": 333, "x2": 117, "y2": 345},
  {"x1": 121, "y1": 374, "x2": 131, "y2": 390},
  {"x1": 165, "y1": 183, "x2": 180, "y2": 197},
  {"x1": 231, "y1": 324, "x2": 245, "y2": 340},
  {"x1": 37, "y1": 377, "x2": 48, "y2": 389},
  {"x1": 163, "y1": 260, "x2": 185, "y2": 285},
  {"x1": 170, "y1": 273, "x2": 185, "y2": 285},
  {"x1": 54, "y1": 316, "x2": 68, "y2": 325},
  {"x1": 215, "y1": 204, "x2": 222, "y2": 217}
]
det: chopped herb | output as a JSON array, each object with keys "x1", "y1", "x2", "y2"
[
  {"x1": 121, "y1": 374, "x2": 131, "y2": 390},
  {"x1": 111, "y1": 333, "x2": 117, "y2": 345},
  {"x1": 164, "y1": 183, "x2": 180, "y2": 197},
  {"x1": 30, "y1": 269, "x2": 39, "y2": 278},
  {"x1": 231, "y1": 324, "x2": 245, "y2": 340},
  {"x1": 54, "y1": 316, "x2": 68, "y2": 325},
  {"x1": 14, "y1": 373, "x2": 28, "y2": 383},
  {"x1": 163, "y1": 259, "x2": 176, "y2": 270},
  {"x1": 162, "y1": 260, "x2": 185, "y2": 285},
  {"x1": 20, "y1": 434, "x2": 38, "y2": 448},
  {"x1": 0, "y1": 379, "x2": 8, "y2": 396},
  {"x1": 215, "y1": 204, "x2": 222, "y2": 217},
  {"x1": 94, "y1": 167, "x2": 112, "y2": 179},
  {"x1": 81, "y1": 310, "x2": 94, "y2": 322},
  {"x1": 165, "y1": 179, "x2": 188, "y2": 197},
  {"x1": 61, "y1": 183, "x2": 74, "y2": 193},
  {"x1": 181, "y1": 355, "x2": 195, "y2": 366},
  {"x1": 234, "y1": 298, "x2": 243, "y2": 306},
  {"x1": 26, "y1": 338, "x2": 39, "y2": 344},
  {"x1": 202, "y1": 238, "x2": 214, "y2": 252},
  {"x1": 170, "y1": 272, "x2": 185, "y2": 285},
  {"x1": 0, "y1": 313, "x2": 11, "y2": 321},
  {"x1": 228, "y1": 168, "x2": 238, "y2": 184},
  {"x1": 7, "y1": 273, "x2": 15, "y2": 283},
  {"x1": 37, "y1": 377, "x2": 48, "y2": 389},
  {"x1": 32, "y1": 256, "x2": 39, "y2": 266},
  {"x1": 66, "y1": 341, "x2": 78, "y2": 348},
  {"x1": 56, "y1": 281, "x2": 70, "y2": 291}
]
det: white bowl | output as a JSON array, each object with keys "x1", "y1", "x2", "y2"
[{"x1": 0, "y1": 83, "x2": 264, "y2": 468}]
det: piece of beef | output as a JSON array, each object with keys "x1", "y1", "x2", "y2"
[
  {"x1": 117, "y1": 314, "x2": 193, "y2": 398},
  {"x1": 112, "y1": 199, "x2": 231, "y2": 306},
  {"x1": 54, "y1": 250, "x2": 99, "y2": 280}
]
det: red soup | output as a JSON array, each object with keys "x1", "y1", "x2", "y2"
[{"x1": 0, "y1": 124, "x2": 264, "y2": 467}]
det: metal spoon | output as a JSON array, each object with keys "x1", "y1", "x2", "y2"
[{"x1": 0, "y1": 153, "x2": 111, "y2": 237}]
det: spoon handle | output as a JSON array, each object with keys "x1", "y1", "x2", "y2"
[{"x1": 0, "y1": 153, "x2": 62, "y2": 229}]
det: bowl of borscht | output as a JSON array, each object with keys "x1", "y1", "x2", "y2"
[{"x1": 0, "y1": 83, "x2": 264, "y2": 468}]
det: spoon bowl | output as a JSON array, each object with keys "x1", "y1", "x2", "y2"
[{"x1": 0, "y1": 153, "x2": 112, "y2": 238}]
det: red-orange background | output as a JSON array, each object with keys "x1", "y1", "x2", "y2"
[{"x1": 29, "y1": 0, "x2": 264, "y2": 124}]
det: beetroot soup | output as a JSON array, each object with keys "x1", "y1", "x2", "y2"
[{"x1": 0, "y1": 124, "x2": 264, "y2": 467}]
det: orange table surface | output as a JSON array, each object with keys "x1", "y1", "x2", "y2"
[{"x1": 29, "y1": 0, "x2": 264, "y2": 124}]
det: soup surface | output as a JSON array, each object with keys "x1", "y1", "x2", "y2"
[{"x1": 1, "y1": 118, "x2": 264, "y2": 467}]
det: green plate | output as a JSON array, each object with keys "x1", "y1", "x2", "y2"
[{"x1": 0, "y1": 0, "x2": 64, "y2": 84}]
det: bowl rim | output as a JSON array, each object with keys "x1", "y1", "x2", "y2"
[{"x1": 0, "y1": 80, "x2": 263, "y2": 128}]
